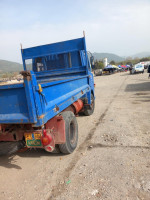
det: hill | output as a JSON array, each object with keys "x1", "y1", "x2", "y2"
[
  {"x1": 131, "y1": 52, "x2": 150, "y2": 59},
  {"x1": 92, "y1": 53, "x2": 125, "y2": 62},
  {"x1": 0, "y1": 60, "x2": 22, "y2": 73}
]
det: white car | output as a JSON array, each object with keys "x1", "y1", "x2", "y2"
[{"x1": 132, "y1": 64, "x2": 144, "y2": 74}]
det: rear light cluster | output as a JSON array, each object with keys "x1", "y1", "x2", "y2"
[
  {"x1": 41, "y1": 130, "x2": 52, "y2": 145},
  {"x1": 41, "y1": 129, "x2": 54, "y2": 152}
]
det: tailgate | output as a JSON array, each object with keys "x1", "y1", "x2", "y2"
[{"x1": 0, "y1": 83, "x2": 37, "y2": 124}]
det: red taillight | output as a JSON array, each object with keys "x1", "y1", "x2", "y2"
[
  {"x1": 46, "y1": 146, "x2": 53, "y2": 152},
  {"x1": 42, "y1": 137, "x2": 50, "y2": 146},
  {"x1": 41, "y1": 130, "x2": 52, "y2": 146}
]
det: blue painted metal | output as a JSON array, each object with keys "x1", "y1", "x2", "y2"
[{"x1": 0, "y1": 37, "x2": 95, "y2": 126}]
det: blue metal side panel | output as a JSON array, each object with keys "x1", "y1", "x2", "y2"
[
  {"x1": 70, "y1": 51, "x2": 82, "y2": 67},
  {"x1": 0, "y1": 78, "x2": 38, "y2": 124},
  {"x1": 35, "y1": 67, "x2": 86, "y2": 78},
  {"x1": 23, "y1": 78, "x2": 37, "y2": 123},
  {"x1": 30, "y1": 72, "x2": 45, "y2": 121},
  {"x1": 0, "y1": 84, "x2": 30, "y2": 123},
  {"x1": 33, "y1": 75, "x2": 90, "y2": 127},
  {"x1": 22, "y1": 38, "x2": 84, "y2": 60}
]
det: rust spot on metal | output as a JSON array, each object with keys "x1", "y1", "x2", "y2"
[
  {"x1": 54, "y1": 105, "x2": 60, "y2": 112},
  {"x1": 38, "y1": 114, "x2": 45, "y2": 119},
  {"x1": 57, "y1": 116, "x2": 63, "y2": 121},
  {"x1": 20, "y1": 71, "x2": 31, "y2": 81},
  {"x1": 81, "y1": 90, "x2": 84, "y2": 94}
]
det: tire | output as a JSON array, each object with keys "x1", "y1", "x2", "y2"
[
  {"x1": 83, "y1": 94, "x2": 95, "y2": 116},
  {"x1": 0, "y1": 141, "x2": 25, "y2": 156},
  {"x1": 59, "y1": 111, "x2": 78, "y2": 154}
]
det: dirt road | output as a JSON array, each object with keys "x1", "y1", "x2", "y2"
[{"x1": 0, "y1": 72, "x2": 150, "y2": 200}]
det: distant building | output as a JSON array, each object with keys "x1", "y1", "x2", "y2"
[{"x1": 103, "y1": 58, "x2": 108, "y2": 67}]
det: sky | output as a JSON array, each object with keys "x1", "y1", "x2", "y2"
[{"x1": 0, "y1": 0, "x2": 150, "y2": 62}]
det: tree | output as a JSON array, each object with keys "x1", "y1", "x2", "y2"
[
  {"x1": 126, "y1": 61, "x2": 132, "y2": 65},
  {"x1": 94, "y1": 61, "x2": 104, "y2": 69},
  {"x1": 2, "y1": 73, "x2": 8, "y2": 78},
  {"x1": 110, "y1": 60, "x2": 115, "y2": 65},
  {"x1": 126, "y1": 57, "x2": 132, "y2": 60},
  {"x1": 140, "y1": 57, "x2": 150, "y2": 62}
]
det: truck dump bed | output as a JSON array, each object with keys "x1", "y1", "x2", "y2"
[{"x1": 0, "y1": 37, "x2": 94, "y2": 127}]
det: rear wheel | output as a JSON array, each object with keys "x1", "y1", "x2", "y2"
[
  {"x1": 83, "y1": 94, "x2": 95, "y2": 116},
  {"x1": 0, "y1": 141, "x2": 25, "y2": 156},
  {"x1": 59, "y1": 111, "x2": 78, "y2": 154}
]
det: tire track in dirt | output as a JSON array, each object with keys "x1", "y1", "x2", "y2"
[
  {"x1": 48, "y1": 76, "x2": 128, "y2": 200},
  {"x1": 87, "y1": 143, "x2": 150, "y2": 150}
]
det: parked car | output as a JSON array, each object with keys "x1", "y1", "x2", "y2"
[
  {"x1": 94, "y1": 69, "x2": 103, "y2": 76},
  {"x1": 132, "y1": 64, "x2": 144, "y2": 74},
  {"x1": 103, "y1": 68, "x2": 115, "y2": 75}
]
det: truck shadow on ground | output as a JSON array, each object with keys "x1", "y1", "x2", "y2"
[
  {"x1": 17, "y1": 148, "x2": 63, "y2": 157},
  {"x1": 0, "y1": 149, "x2": 63, "y2": 169},
  {"x1": 125, "y1": 82, "x2": 150, "y2": 92},
  {"x1": 0, "y1": 155, "x2": 22, "y2": 169}
]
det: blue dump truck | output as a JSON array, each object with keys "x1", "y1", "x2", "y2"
[{"x1": 0, "y1": 36, "x2": 95, "y2": 155}]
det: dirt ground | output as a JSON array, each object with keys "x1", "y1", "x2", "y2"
[{"x1": 0, "y1": 71, "x2": 150, "y2": 200}]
